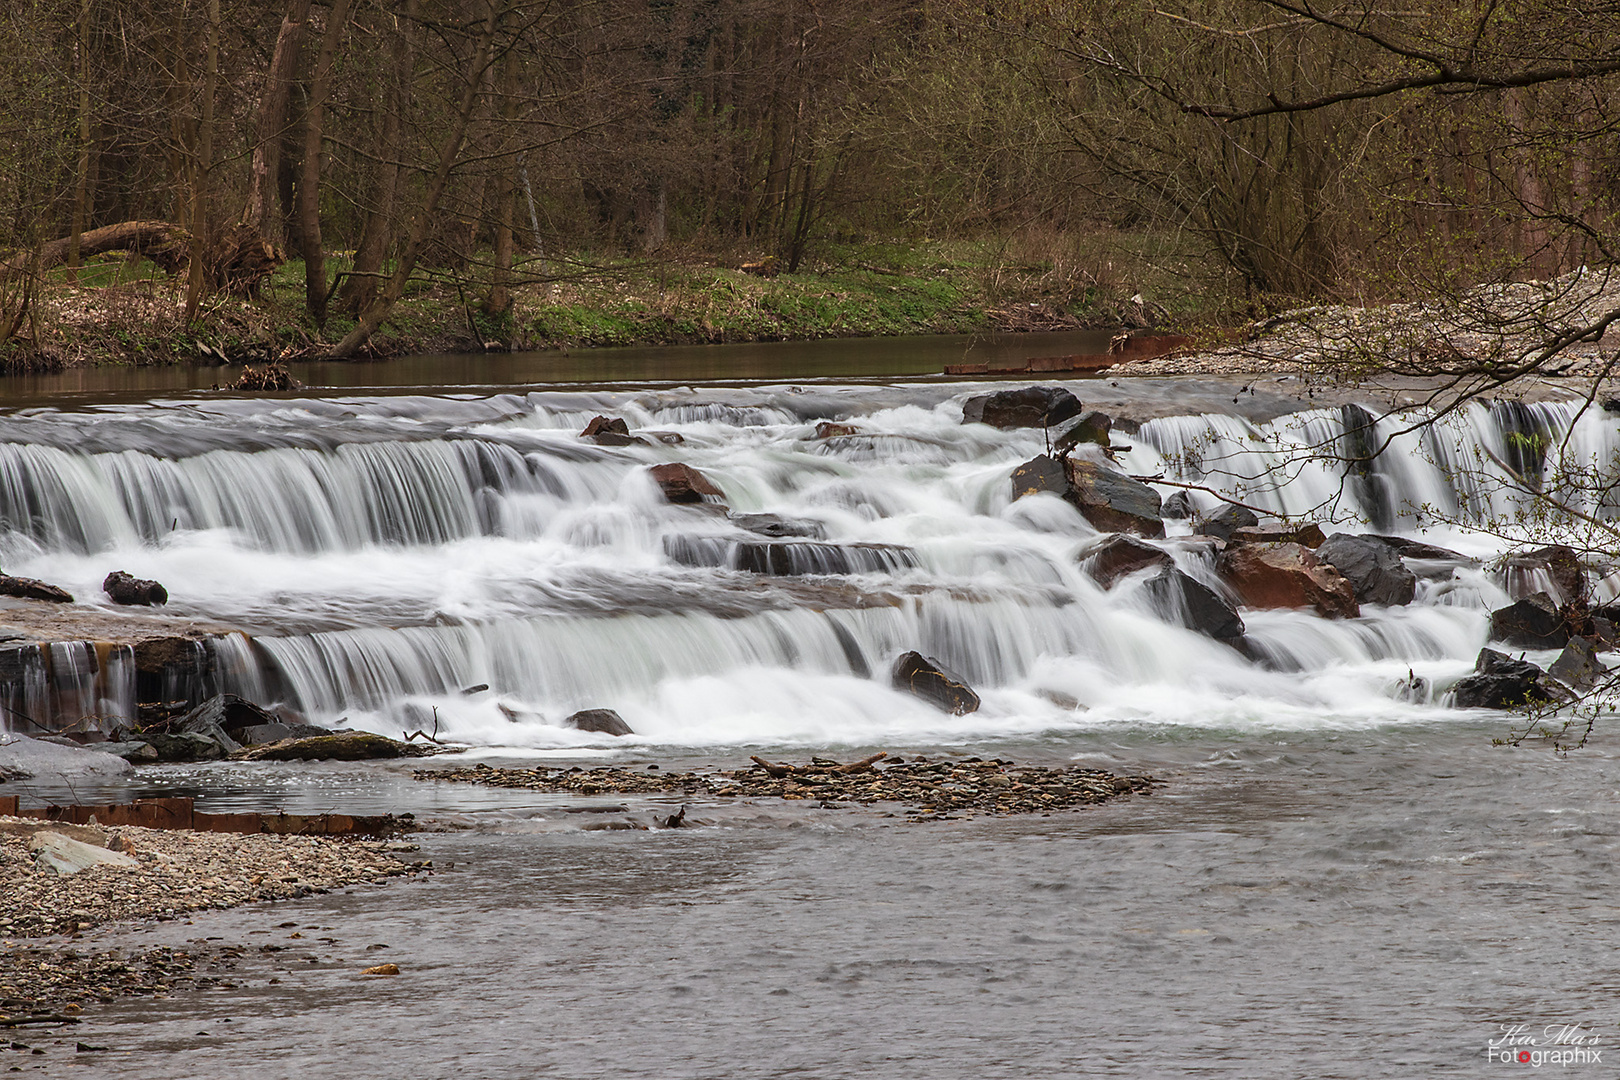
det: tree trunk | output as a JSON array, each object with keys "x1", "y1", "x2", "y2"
[
  {"x1": 297, "y1": 0, "x2": 355, "y2": 327},
  {"x1": 242, "y1": 0, "x2": 312, "y2": 245},
  {"x1": 184, "y1": 0, "x2": 221, "y2": 324},
  {"x1": 331, "y1": 4, "x2": 501, "y2": 358},
  {"x1": 67, "y1": 0, "x2": 94, "y2": 283},
  {"x1": 486, "y1": 43, "x2": 522, "y2": 317},
  {"x1": 0, "y1": 221, "x2": 191, "y2": 284},
  {"x1": 340, "y1": 0, "x2": 418, "y2": 313}
]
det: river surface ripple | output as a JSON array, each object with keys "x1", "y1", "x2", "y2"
[{"x1": 57, "y1": 723, "x2": 1620, "y2": 1079}]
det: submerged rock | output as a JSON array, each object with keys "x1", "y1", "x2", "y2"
[
  {"x1": 649, "y1": 462, "x2": 725, "y2": 504},
  {"x1": 1314, "y1": 533, "x2": 1417, "y2": 606},
  {"x1": 565, "y1": 709, "x2": 634, "y2": 736},
  {"x1": 891, "y1": 651, "x2": 980, "y2": 715},
  {"x1": 1012, "y1": 455, "x2": 1164, "y2": 537},
  {"x1": 1142, "y1": 567, "x2": 1245, "y2": 640},
  {"x1": 237, "y1": 732, "x2": 431, "y2": 761},
  {"x1": 102, "y1": 570, "x2": 168, "y2": 606},
  {"x1": 581, "y1": 415, "x2": 642, "y2": 447},
  {"x1": 1082, "y1": 534, "x2": 1173, "y2": 589},
  {"x1": 962, "y1": 386, "x2": 1082, "y2": 429},
  {"x1": 1452, "y1": 648, "x2": 1555, "y2": 709},
  {"x1": 1488, "y1": 592, "x2": 1569, "y2": 649},
  {"x1": 1217, "y1": 542, "x2": 1360, "y2": 619}
]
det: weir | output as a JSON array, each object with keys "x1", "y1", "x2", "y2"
[{"x1": 0, "y1": 383, "x2": 1611, "y2": 743}]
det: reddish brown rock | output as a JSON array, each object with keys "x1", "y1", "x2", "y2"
[
  {"x1": 648, "y1": 463, "x2": 724, "y2": 504},
  {"x1": 581, "y1": 415, "x2": 640, "y2": 446},
  {"x1": 1230, "y1": 523, "x2": 1327, "y2": 548},
  {"x1": 1082, "y1": 535, "x2": 1174, "y2": 589},
  {"x1": 1217, "y1": 542, "x2": 1360, "y2": 619},
  {"x1": 815, "y1": 422, "x2": 859, "y2": 438}
]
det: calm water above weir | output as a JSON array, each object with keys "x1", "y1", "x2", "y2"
[{"x1": 0, "y1": 334, "x2": 1616, "y2": 1076}]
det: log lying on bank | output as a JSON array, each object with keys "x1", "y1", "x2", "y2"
[{"x1": 0, "y1": 221, "x2": 190, "y2": 283}]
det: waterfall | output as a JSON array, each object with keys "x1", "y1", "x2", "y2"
[{"x1": 0, "y1": 386, "x2": 1612, "y2": 742}]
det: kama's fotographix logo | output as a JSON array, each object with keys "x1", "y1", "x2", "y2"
[{"x1": 1487, "y1": 1023, "x2": 1605, "y2": 1068}]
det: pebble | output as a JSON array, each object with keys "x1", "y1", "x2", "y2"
[{"x1": 418, "y1": 756, "x2": 1156, "y2": 819}]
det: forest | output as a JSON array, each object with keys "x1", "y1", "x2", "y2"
[{"x1": 0, "y1": 0, "x2": 1615, "y2": 362}]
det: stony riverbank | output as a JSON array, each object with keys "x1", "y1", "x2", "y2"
[{"x1": 419, "y1": 754, "x2": 1156, "y2": 820}]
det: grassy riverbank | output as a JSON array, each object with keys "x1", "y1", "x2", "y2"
[{"x1": 3, "y1": 233, "x2": 1222, "y2": 371}]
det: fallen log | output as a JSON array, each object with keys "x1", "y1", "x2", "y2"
[
  {"x1": 748, "y1": 752, "x2": 888, "y2": 778},
  {"x1": 0, "y1": 221, "x2": 190, "y2": 283}
]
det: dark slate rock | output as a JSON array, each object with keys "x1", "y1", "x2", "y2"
[
  {"x1": 566, "y1": 709, "x2": 634, "y2": 736},
  {"x1": 1083, "y1": 535, "x2": 1174, "y2": 589},
  {"x1": 1161, "y1": 491, "x2": 1195, "y2": 520},
  {"x1": 234, "y1": 722, "x2": 335, "y2": 746},
  {"x1": 1230, "y1": 523, "x2": 1327, "y2": 548},
  {"x1": 962, "y1": 386, "x2": 1082, "y2": 430},
  {"x1": 1195, "y1": 504, "x2": 1259, "y2": 541},
  {"x1": 1142, "y1": 568, "x2": 1245, "y2": 640},
  {"x1": 649, "y1": 463, "x2": 725, "y2": 504},
  {"x1": 1452, "y1": 648, "x2": 1552, "y2": 709},
  {"x1": 1488, "y1": 592, "x2": 1569, "y2": 649},
  {"x1": 1053, "y1": 411, "x2": 1112, "y2": 454},
  {"x1": 1548, "y1": 636, "x2": 1604, "y2": 689},
  {"x1": 891, "y1": 651, "x2": 980, "y2": 715},
  {"x1": 1314, "y1": 533, "x2": 1417, "y2": 606},
  {"x1": 730, "y1": 513, "x2": 828, "y2": 539}
]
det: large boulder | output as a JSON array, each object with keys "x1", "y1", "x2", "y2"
[
  {"x1": 233, "y1": 722, "x2": 335, "y2": 746},
  {"x1": 649, "y1": 463, "x2": 725, "y2": 504},
  {"x1": 962, "y1": 386, "x2": 1082, "y2": 430},
  {"x1": 1488, "y1": 592, "x2": 1569, "y2": 649},
  {"x1": 103, "y1": 570, "x2": 168, "y2": 606},
  {"x1": 173, "y1": 694, "x2": 282, "y2": 751},
  {"x1": 1195, "y1": 504, "x2": 1258, "y2": 541},
  {"x1": 1217, "y1": 542, "x2": 1360, "y2": 619},
  {"x1": 565, "y1": 709, "x2": 634, "y2": 736},
  {"x1": 1452, "y1": 649, "x2": 1555, "y2": 709},
  {"x1": 1314, "y1": 533, "x2": 1417, "y2": 606},
  {"x1": 1499, "y1": 544, "x2": 1587, "y2": 604},
  {"x1": 1161, "y1": 491, "x2": 1195, "y2": 520},
  {"x1": 1142, "y1": 568, "x2": 1245, "y2": 640},
  {"x1": 1012, "y1": 455, "x2": 1164, "y2": 537},
  {"x1": 891, "y1": 651, "x2": 980, "y2": 715},
  {"x1": 1082, "y1": 535, "x2": 1173, "y2": 589}
]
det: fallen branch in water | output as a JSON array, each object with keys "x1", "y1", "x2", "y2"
[
  {"x1": 749, "y1": 752, "x2": 888, "y2": 778},
  {"x1": 0, "y1": 1015, "x2": 82, "y2": 1028}
]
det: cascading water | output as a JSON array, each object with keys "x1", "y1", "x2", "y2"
[{"x1": 0, "y1": 383, "x2": 1612, "y2": 745}]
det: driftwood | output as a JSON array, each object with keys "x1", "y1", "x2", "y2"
[
  {"x1": 0, "y1": 1015, "x2": 82, "y2": 1028},
  {"x1": 748, "y1": 752, "x2": 888, "y2": 778}
]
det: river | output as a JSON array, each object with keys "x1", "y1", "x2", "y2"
[{"x1": 0, "y1": 334, "x2": 1615, "y2": 1076}]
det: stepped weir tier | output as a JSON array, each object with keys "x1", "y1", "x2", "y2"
[{"x1": 0, "y1": 369, "x2": 1610, "y2": 747}]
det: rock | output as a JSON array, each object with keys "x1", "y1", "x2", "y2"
[
  {"x1": 362, "y1": 963, "x2": 401, "y2": 976},
  {"x1": 1366, "y1": 535, "x2": 1475, "y2": 563},
  {"x1": 730, "y1": 513, "x2": 826, "y2": 539},
  {"x1": 891, "y1": 651, "x2": 980, "y2": 715},
  {"x1": 1500, "y1": 544, "x2": 1587, "y2": 604},
  {"x1": 1549, "y1": 636, "x2": 1604, "y2": 689},
  {"x1": 1141, "y1": 568, "x2": 1245, "y2": 639},
  {"x1": 1012, "y1": 455, "x2": 1163, "y2": 536},
  {"x1": 564, "y1": 709, "x2": 634, "y2": 736},
  {"x1": 1053, "y1": 411, "x2": 1111, "y2": 453},
  {"x1": 1394, "y1": 670, "x2": 1429, "y2": 703},
  {"x1": 172, "y1": 696, "x2": 259, "y2": 753},
  {"x1": 1161, "y1": 491, "x2": 1194, "y2": 519},
  {"x1": 1314, "y1": 533, "x2": 1417, "y2": 606},
  {"x1": 0, "y1": 575, "x2": 73, "y2": 603},
  {"x1": 143, "y1": 731, "x2": 229, "y2": 762},
  {"x1": 1195, "y1": 504, "x2": 1258, "y2": 541},
  {"x1": 815, "y1": 422, "x2": 858, "y2": 438},
  {"x1": 236, "y1": 732, "x2": 430, "y2": 761},
  {"x1": 233, "y1": 722, "x2": 335, "y2": 746},
  {"x1": 0, "y1": 735, "x2": 130, "y2": 777},
  {"x1": 102, "y1": 570, "x2": 168, "y2": 606},
  {"x1": 581, "y1": 415, "x2": 641, "y2": 447},
  {"x1": 1230, "y1": 523, "x2": 1327, "y2": 548},
  {"x1": 962, "y1": 386, "x2": 1082, "y2": 429},
  {"x1": 648, "y1": 462, "x2": 724, "y2": 504},
  {"x1": 1217, "y1": 542, "x2": 1360, "y2": 619},
  {"x1": 98, "y1": 740, "x2": 159, "y2": 762},
  {"x1": 1488, "y1": 592, "x2": 1569, "y2": 649},
  {"x1": 1452, "y1": 648, "x2": 1553, "y2": 709},
  {"x1": 29, "y1": 832, "x2": 139, "y2": 876},
  {"x1": 1082, "y1": 535, "x2": 1173, "y2": 589}
]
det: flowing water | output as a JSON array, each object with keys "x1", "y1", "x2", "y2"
[{"x1": 2, "y1": 343, "x2": 1618, "y2": 1076}]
